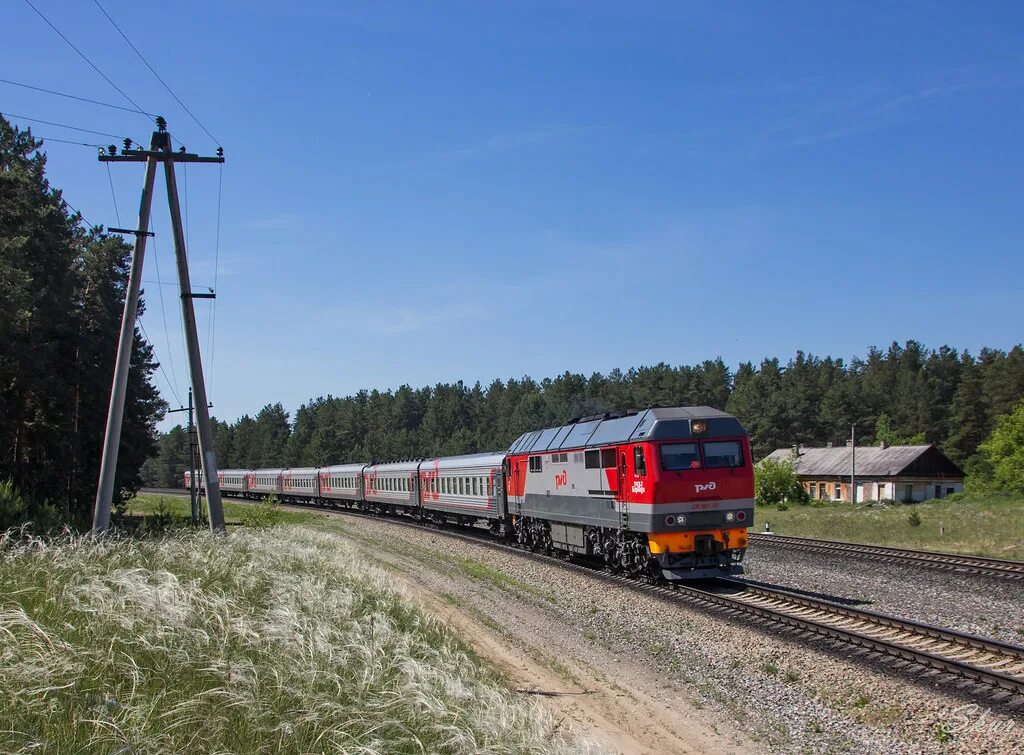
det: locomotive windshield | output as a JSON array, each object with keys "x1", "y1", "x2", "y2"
[
  {"x1": 703, "y1": 440, "x2": 744, "y2": 468},
  {"x1": 659, "y1": 440, "x2": 745, "y2": 470},
  {"x1": 660, "y1": 443, "x2": 701, "y2": 470}
]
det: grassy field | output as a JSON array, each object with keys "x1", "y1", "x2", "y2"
[
  {"x1": 758, "y1": 493, "x2": 1024, "y2": 560},
  {"x1": 0, "y1": 523, "x2": 594, "y2": 753},
  {"x1": 125, "y1": 492, "x2": 322, "y2": 528}
]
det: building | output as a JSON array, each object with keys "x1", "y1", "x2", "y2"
[{"x1": 762, "y1": 444, "x2": 965, "y2": 503}]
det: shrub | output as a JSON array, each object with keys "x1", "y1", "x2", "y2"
[
  {"x1": 139, "y1": 498, "x2": 178, "y2": 535},
  {"x1": 943, "y1": 492, "x2": 967, "y2": 503},
  {"x1": 777, "y1": 504, "x2": 789, "y2": 511},
  {"x1": 240, "y1": 494, "x2": 284, "y2": 529},
  {"x1": 977, "y1": 400, "x2": 1024, "y2": 494},
  {"x1": 908, "y1": 510, "x2": 922, "y2": 527},
  {"x1": 755, "y1": 458, "x2": 808, "y2": 507}
]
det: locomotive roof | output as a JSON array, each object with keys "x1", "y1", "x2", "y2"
[{"x1": 506, "y1": 406, "x2": 746, "y2": 455}]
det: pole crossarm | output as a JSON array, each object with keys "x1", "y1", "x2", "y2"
[
  {"x1": 108, "y1": 227, "x2": 155, "y2": 237},
  {"x1": 99, "y1": 152, "x2": 224, "y2": 163}
]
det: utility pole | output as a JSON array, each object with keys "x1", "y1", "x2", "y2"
[
  {"x1": 92, "y1": 133, "x2": 159, "y2": 532},
  {"x1": 94, "y1": 121, "x2": 226, "y2": 533},
  {"x1": 850, "y1": 424, "x2": 857, "y2": 506},
  {"x1": 166, "y1": 387, "x2": 211, "y2": 525}
]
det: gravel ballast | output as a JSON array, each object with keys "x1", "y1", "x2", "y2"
[
  {"x1": 322, "y1": 513, "x2": 1024, "y2": 754},
  {"x1": 743, "y1": 541, "x2": 1024, "y2": 646}
]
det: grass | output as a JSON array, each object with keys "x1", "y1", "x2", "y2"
[
  {"x1": 758, "y1": 492, "x2": 1024, "y2": 559},
  {"x1": 0, "y1": 525, "x2": 596, "y2": 753},
  {"x1": 125, "y1": 493, "x2": 321, "y2": 528}
]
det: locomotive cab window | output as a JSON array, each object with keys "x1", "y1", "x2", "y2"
[
  {"x1": 660, "y1": 443, "x2": 702, "y2": 471},
  {"x1": 633, "y1": 446, "x2": 647, "y2": 477},
  {"x1": 600, "y1": 448, "x2": 616, "y2": 468},
  {"x1": 529, "y1": 455, "x2": 543, "y2": 473},
  {"x1": 703, "y1": 440, "x2": 744, "y2": 468},
  {"x1": 584, "y1": 450, "x2": 600, "y2": 469}
]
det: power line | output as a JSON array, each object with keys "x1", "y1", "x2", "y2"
[
  {"x1": 91, "y1": 0, "x2": 221, "y2": 147},
  {"x1": 138, "y1": 318, "x2": 182, "y2": 407},
  {"x1": 0, "y1": 77, "x2": 154, "y2": 117},
  {"x1": 149, "y1": 228, "x2": 183, "y2": 404},
  {"x1": 58, "y1": 197, "x2": 98, "y2": 231},
  {"x1": 23, "y1": 0, "x2": 149, "y2": 117},
  {"x1": 2, "y1": 112, "x2": 132, "y2": 140},
  {"x1": 34, "y1": 135, "x2": 105, "y2": 148},
  {"x1": 208, "y1": 164, "x2": 223, "y2": 399},
  {"x1": 105, "y1": 163, "x2": 121, "y2": 232}
]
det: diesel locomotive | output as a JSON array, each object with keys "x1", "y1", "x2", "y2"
[{"x1": 185, "y1": 406, "x2": 754, "y2": 580}]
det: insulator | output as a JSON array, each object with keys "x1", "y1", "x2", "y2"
[
  {"x1": 216, "y1": 146, "x2": 224, "y2": 157},
  {"x1": 155, "y1": 116, "x2": 167, "y2": 132},
  {"x1": 123, "y1": 138, "x2": 132, "y2": 152},
  {"x1": 107, "y1": 144, "x2": 116, "y2": 156},
  {"x1": 179, "y1": 146, "x2": 186, "y2": 153}
]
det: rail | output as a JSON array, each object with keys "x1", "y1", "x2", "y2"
[{"x1": 749, "y1": 533, "x2": 1024, "y2": 580}]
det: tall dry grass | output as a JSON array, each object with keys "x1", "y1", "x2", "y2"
[{"x1": 0, "y1": 525, "x2": 598, "y2": 753}]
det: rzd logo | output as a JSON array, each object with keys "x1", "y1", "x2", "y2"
[
  {"x1": 554, "y1": 471, "x2": 568, "y2": 489},
  {"x1": 695, "y1": 481, "x2": 717, "y2": 493},
  {"x1": 631, "y1": 480, "x2": 646, "y2": 494}
]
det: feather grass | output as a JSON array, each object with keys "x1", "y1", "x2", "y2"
[{"x1": 0, "y1": 526, "x2": 600, "y2": 753}]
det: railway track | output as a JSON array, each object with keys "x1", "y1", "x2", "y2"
[
  {"x1": 142, "y1": 490, "x2": 1024, "y2": 701},
  {"x1": 749, "y1": 532, "x2": 1024, "y2": 580}
]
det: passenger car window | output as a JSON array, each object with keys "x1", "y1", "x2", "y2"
[
  {"x1": 660, "y1": 443, "x2": 702, "y2": 471},
  {"x1": 703, "y1": 440, "x2": 744, "y2": 468}
]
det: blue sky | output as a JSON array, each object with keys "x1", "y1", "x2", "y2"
[{"x1": 6, "y1": 1, "x2": 1023, "y2": 428}]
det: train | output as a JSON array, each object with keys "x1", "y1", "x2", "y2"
[{"x1": 184, "y1": 406, "x2": 754, "y2": 580}]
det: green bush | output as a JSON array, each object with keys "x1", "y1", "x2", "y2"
[
  {"x1": 755, "y1": 458, "x2": 809, "y2": 507},
  {"x1": 977, "y1": 399, "x2": 1024, "y2": 494},
  {"x1": 908, "y1": 510, "x2": 922, "y2": 527},
  {"x1": 139, "y1": 498, "x2": 178, "y2": 535},
  {"x1": 240, "y1": 495, "x2": 284, "y2": 529},
  {"x1": 943, "y1": 492, "x2": 967, "y2": 503},
  {"x1": 777, "y1": 504, "x2": 789, "y2": 511}
]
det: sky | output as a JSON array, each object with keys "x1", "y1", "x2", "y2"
[{"x1": 5, "y1": 1, "x2": 1024, "y2": 429}]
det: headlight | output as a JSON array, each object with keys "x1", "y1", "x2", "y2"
[{"x1": 725, "y1": 511, "x2": 735, "y2": 522}]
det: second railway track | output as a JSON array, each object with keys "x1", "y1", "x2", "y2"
[{"x1": 748, "y1": 532, "x2": 1024, "y2": 580}]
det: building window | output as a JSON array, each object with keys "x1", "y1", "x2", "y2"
[
  {"x1": 833, "y1": 484, "x2": 842, "y2": 500},
  {"x1": 809, "y1": 483, "x2": 817, "y2": 498},
  {"x1": 529, "y1": 456, "x2": 543, "y2": 473}
]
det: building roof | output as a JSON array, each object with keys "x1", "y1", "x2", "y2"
[{"x1": 762, "y1": 444, "x2": 965, "y2": 479}]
